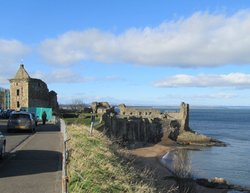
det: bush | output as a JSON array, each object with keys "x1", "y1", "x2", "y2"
[{"x1": 62, "y1": 113, "x2": 79, "y2": 118}]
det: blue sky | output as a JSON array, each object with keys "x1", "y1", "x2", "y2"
[{"x1": 1, "y1": 0, "x2": 250, "y2": 106}]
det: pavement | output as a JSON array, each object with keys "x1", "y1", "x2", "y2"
[{"x1": 0, "y1": 121, "x2": 62, "y2": 193}]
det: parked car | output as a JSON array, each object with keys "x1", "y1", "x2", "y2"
[
  {"x1": 0, "y1": 110, "x2": 3, "y2": 119},
  {"x1": 7, "y1": 111, "x2": 36, "y2": 133},
  {"x1": 0, "y1": 132, "x2": 6, "y2": 159},
  {"x1": 1, "y1": 109, "x2": 15, "y2": 119}
]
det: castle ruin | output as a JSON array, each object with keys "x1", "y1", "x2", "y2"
[
  {"x1": 9, "y1": 64, "x2": 59, "y2": 112},
  {"x1": 94, "y1": 102, "x2": 190, "y2": 145}
]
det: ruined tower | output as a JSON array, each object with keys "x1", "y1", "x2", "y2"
[
  {"x1": 179, "y1": 102, "x2": 189, "y2": 131},
  {"x1": 9, "y1": 64, "x2": 58, "y2": 111}
]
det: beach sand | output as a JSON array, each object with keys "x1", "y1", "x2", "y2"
[{"x1": 128, "y1": 142, "x2": 228, "y2": 193}]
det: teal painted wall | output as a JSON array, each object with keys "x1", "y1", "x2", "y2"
[{"x1": 21, "y1": 107, "x2": 52, "y2": 121}]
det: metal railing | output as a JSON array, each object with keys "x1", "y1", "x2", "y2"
[{"x1": 60, "y1": 119, "x2": 69, "y2": 193}]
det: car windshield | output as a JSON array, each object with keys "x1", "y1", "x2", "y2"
[{"x1": 11, "y1": 114, "x2": 30, "y2": 119}]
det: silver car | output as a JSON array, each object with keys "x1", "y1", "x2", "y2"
[
  {"x1": 0, "y1": 132, "x2": 6, "y2": 159},
  {"x1": 7, "y1": 111, "x2": 36, "y2": 133}
]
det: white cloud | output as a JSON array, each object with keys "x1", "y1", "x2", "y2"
[
  {"x1": 39, "y1": 10, "x2": 250, "y2": 67},
  {"x1": 154, "y1": 73, "x2": 250, "y2": 88},
  {"x1": 32, "y1": 69, "x2": 95, "y2": 84},
  {"x1": 155, "y1": 92, "x2": 241, "y2": 106},
  {"x1": 0, "y1": 39, "x2": 30, "y2": 66},
  {"x1": 192, "y1": 92, "x2": 237, "y2": 99},
  {"x1": 32, "y1": 69, "x2": 126, "y2": 84},
  {"x1": 0, "y1": 76, "x2": 8, "y2": 86},
  {"x1": 0, "y1": 39, "x2": 29, "y2": 54},
  {"x1": 0, "y1": 39, "x2": 30, "y2": 85}
]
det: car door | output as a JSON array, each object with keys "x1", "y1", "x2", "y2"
[{"x1": 0, "y1": 132, "x2": 6, "y2": 159}]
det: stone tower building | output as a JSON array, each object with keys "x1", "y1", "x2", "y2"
[{"x1": 9, "y1": 64, "x2": 59, "y2": 112}]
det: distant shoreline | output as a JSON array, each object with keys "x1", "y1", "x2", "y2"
[{"x1": 126, "y1": 105, "x2": 250, "y2": 110}]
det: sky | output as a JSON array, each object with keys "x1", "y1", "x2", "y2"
[{"x1": 1, "y1": 0, "x2": 250, "y2": 106}]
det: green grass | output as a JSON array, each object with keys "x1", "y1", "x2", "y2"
[
  {"x1": 64, "y1": 113, "x2": 103, "y2": 129},
  {"x1": 66, "y1": 124, "x2": 156, "y2": 193}
]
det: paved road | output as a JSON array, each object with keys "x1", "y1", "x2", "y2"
[
  {"x1": 0, "y1": 120, "x2": 32, "y2": 153},
  {"x1": 0, "y1": 120, "x2": 62, "y2": 193}
]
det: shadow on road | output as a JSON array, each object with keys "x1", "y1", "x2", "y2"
[
  {"x1": 2, "y1": 132, "x2": 32, "y2": 137},
  {"x1": 35, "y1": 123, "x2": 61, "y2": 132},
  {"x1": 0, "y1": 149, "x2": 62, "y2": 178}
]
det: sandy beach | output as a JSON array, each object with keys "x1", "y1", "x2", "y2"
[{"x1": 128, "y1": 142, "x2": 228, "y2": 193}]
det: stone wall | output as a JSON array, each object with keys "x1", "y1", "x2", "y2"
[
  {"x1": 49, "y1": 91, "x2": 59, "y2": 113},
  {"x1": 119, "y1": 104, "x2": 163, "y2": 118},
  {"x1": 179, "y1": 102, "x2": 189, "y2": 131},
  {"x1": 118, "y1": 102, "x2": 189, "y2": 131},
  {"x1": 102, "y1": 113, "x2": 163, "y2": 144}
]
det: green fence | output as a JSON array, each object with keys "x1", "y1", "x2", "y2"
[{"x1": 21, "y1": 107, "x2": 52, "y2": 121}]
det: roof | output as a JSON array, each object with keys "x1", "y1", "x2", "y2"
[{"x1": 13, "y1": 64, "x2": 30, "y2": 79}]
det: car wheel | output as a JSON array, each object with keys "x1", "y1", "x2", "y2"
[{"x1": 0, "y1": 142, "x2": 5, "y2": 159}]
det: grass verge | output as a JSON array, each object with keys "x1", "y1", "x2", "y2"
[
  {"x1": 64, "y1": 113, "x2": 103, "y2": 129},
  {"x1": 67, "y1": 124, "x2": 156, "y2": 193}
]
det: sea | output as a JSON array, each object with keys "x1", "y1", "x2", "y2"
[{"x1": 167, "y1": 107, "x2": 250, "y2": 189}]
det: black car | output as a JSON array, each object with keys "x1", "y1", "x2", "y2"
[
  {"x1": 2, "y1": 109, "x2": 15, "y2": 119},
  {"x1": 0, "y1": 132, "x2": 6, "y2": 159}
]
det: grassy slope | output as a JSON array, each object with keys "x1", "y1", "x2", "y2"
[
  {"x1": 66, "y1": 123, "x2": 156, "y2": 193},
  {"x1": 64, "y1": 114, "x2": 218, "y2": 193}
]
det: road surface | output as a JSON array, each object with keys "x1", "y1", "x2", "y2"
[{"x1": 0, "y1": 119, "x2": 62, "y2": 193}]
